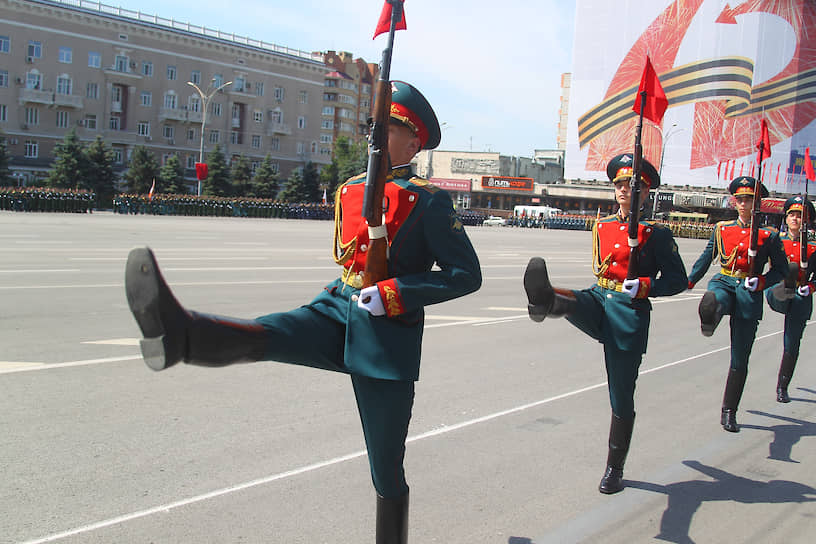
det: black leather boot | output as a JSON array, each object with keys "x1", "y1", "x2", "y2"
[
  {"x1": 524, "y1": 257, "x2": 576, "y2": 321},
  {"x1": 776, "y1": 352, "x2": 797, "y2": 403},
  {"x1": 598, "y1": 413, "x2": 634, "y2": 494},
  {"x1": 698, "y1": 291, "x2": 723, "y2": 337},
  {"x1": 376, "y1": 492, "x2": 409, "y2": 544},
  {"x1": 721, "y1": 368, "x2": 747, "y2": 432},
  {"x1": 125, "y1": 247, "x2": 267, "y2": 371}
]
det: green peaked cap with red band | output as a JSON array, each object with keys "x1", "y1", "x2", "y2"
[
  {"x1": 729, "y1": 176, "x2": 768, "y2": 198},
  {"x1": 606, "y1": 153, "x2": 660, "y2": 190},
  {"x1": 390, "y1": 81, "x2": 441, "y2": 150}
]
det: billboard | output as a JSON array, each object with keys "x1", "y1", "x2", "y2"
[
  {"x1": 565, "y1": 0, "x2": 816, "y2": 193},
  {"x1": 480, "y1": 176, "x2": 534, "y2": 192}
]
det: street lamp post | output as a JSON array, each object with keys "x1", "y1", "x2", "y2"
[
  {"x1": 653, "y1": 123, "x2": 683, "y2": 217},
  {"x1": 187, "y1": 79, "x2": 232, "y2": 196}
]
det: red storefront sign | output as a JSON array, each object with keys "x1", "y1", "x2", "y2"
[{"x1": 481, "y1": 176, "x2": 534, "y2": 192}]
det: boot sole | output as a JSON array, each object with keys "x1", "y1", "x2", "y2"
[
  {"x1": 699, "y1": 291, "x2": 719, "y2": 337},
  {"x1": 524, "y1": 257, "x2": 553, "y2": 322},
  {"x1": 125, "y1": 248, "x2": 170, "y2": 371}
]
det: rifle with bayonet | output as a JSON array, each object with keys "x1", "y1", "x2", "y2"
[
  {"x1": 625, "y1": 90, "x2": 646, "y2": 282},
  {"x1": 361, "y1": 0, "x2": 403, "y2": 291}
]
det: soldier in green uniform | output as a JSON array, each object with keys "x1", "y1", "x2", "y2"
[
  {"x1": 524, "y1": 154, "x2": 688, "y2": 494},
  {"x1": 764, "y1": 196, "x2": 816, "y2": 403},
  {"x1": 124, "y1": 81, "x2": 481, "y2": 543},
  {"x1": 688, "y1": 177, "x2": 788, "y2": 432}
]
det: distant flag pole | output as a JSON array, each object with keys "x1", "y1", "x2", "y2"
[
  {"x1": 373, "y1": 0, "x2": 406, "y2": 39},
  {"x1": 322, "y1": 187, "x2": 327, "y2": 205},
  {"x1": 148, "y1": 178, "x2": 156, "y2": 201}
]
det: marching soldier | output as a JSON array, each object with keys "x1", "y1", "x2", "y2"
[
  {"x1": 524, "y1": 154, "x2": 688, "y2": 494},
  {"x1": 688, "y1": 176, "x2": 788, "y2": 432},
  {"x1": 124, "y1": 81, "x2": 481, "y2": 543},
  {"x1": 765, "y1": 196, "x2": 816, "y2": 403}
]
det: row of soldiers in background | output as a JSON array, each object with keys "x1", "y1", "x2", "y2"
[
  {"x1": 112, "y1": 193, "x2": 334, "y2": 220},
  {"x1": 0, "y1": 187, "x2": 96, "y2": 213},
  {"x1": 508, "y1": 210, "x2": 715, "y2": 239}
]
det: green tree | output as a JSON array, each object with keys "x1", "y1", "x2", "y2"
[
  {"x1": 202, "y1": 144, "x2": 231, "y2": 196},
  {"x1": 0, "y1": 137, "x2": 12, "y2": 186},
  {"x1": 278, "y1": 168, "x2": 303, "y2": 202},
  {"x1": 301, "y1": 161, "x2": 321, "y2": 202},
  {"x1": 45, "y1": 129, "x2": 87, "y2": 189},
  {"x1": 249, "y1": 153, "x2": 279, "y2": 199},
  {"x1": 159, "y1": 154, "x2": 187, "y2": 194},
  {"x1": 320, "y1": 136, "x2": 367, "y2": 199},
  {"x1": 230, "y1": 154, "x2": 252, "y2": 197},
  {"x1": 123, "y1": 145, "x2": 159, "y2": 194},
  {"x1": 84, "y1": 136, "x2": 117, "y2": 206}
]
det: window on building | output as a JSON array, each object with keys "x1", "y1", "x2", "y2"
[
  {"x1": 321, "y1": 119, "x2": 333, "y2": 130},
  {"x1": 251, "y1": 135, "x2": 261, "y2": 149},
  {"x1": 188, "y1": 96, "x2": 200, "y2": 112},
  {"x1": 167, "y1": 65, "x2": 176, "y2": 80},
  {"x1": 213, "y1": 73, "x2": 223, "y2": 87},
  {"x1": 297, "y1": 116, "x2": 306, "y2": 129},
  {"x1": 270, "y1": 109, "x2": 282, "y2": 123},
  {"x1": 0, "y1": 36, "x2": 9, "y2": 53},
  {"x1": 56, "y1": 75, "x2": 71, "y2": 95},
  {"x1": 230, "y1": 131, "x2": 241, "y2": 145},
  {"x1": 0, "y1": 70, "x2": 7, "y2": 87},
  {"x1": 0, "y1": 104, "x2": 7, "y2": 122},
  {"x1": 111, "y1": 85, "x2": 122, "y2": 106},
  {"x1": 190, "y1": 70, "x2": 201, "y2": 84},
  {"x1": 86, "y1": 82, "x2": 99, "y2": 99},
  {"x1": 209, "y1": 130, "x2": 220, "y2": 144},
  {"x1": 163, "y1": 125, "x2": 174, "y2": 139},
  {"x1": 58, "y1": 47, "x2": 72, "y2": 63},
  {"x1": 297, "y1": 142, "x2": 305, "y2": 155},
  {"x1": 27, "y1": 41, "x2": 42, "y2": 59},
  {"x1": 186, "y1": 155, "x2": 195, "y2": 168},
  {"x1": 211, "y1": 103, "x2": 222, "y2": 116},
  {"x1": 311, "y1": 142, "x2": 317, "y2": 153},
  {"x1": 255, "y1": 81, "x2": 264, "y2": 96},
  {"x1": 24, "y1": 140, "x2": 38, "y2": 158},
  {"x1": 26, "y1": 71, "x2": 41, "y2": 90},
  {"x1": 234, "y1": 76, "x2": 246, "y2": 92},
  {"x1": 142, "y1": 61, "x2": 153, "y2": 77},
  {"x1": 163, "y1": 92, "x2": 177, "y2": 109},
  {"x1": 137, "y1": 122, "x2": 150, "y2": 137},
  {"x1": 269, "y1": 137, "x2": 280, "y2": 151},
  {"x1": 115, "y1": 55, "x2": 128, "y2": 72},
  {"x1": 113, "y1": 148, "x2": 123, "y2": 164},
  {"x1": 84, "y1": 114, "x2": 97, "y2": 130},
  {"x1": 109, "y1": 116, "x2": 120, "y2": 130},
  {"x1": 299, "y1": 90, "x2": 308, "y2": 104},
  {"x1": 274, "y1": 87, "x2": 284, "y2": 101},
  {"x1": 140, "y1": 91, "x2": 151, "y2": 106},
  {"x1": 322, "y1": 106, "x2": 334, "y2": 116},
  {"x1": 24, "y1": 107, "x2": 39, "y2": 126},
  {"x1": 253, "y1": 110, "x2": 263, "y2": 123},
  {"x1": 88, "y1": 51, "x2": 101, "y2": 68},
  {"x1": 320, "y1": 134, "x2": 332, "y2": 144},
  {"x1": 186, "y1": 128, "x2": 195, "y2": 141},
  {"x1": 56, "y1": 110, "x2": 69, "y2": 128}
]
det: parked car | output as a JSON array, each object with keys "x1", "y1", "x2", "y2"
[{"x1": 482, "y1": 215, "x2": 506, "y2": 226}]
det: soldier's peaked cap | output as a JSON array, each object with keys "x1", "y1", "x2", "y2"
[
  {"x1": 606, "y1": 153, "x2": 660, "y2": 190},
  {"x1": 784, "y1": 195, "x2": 815, "y2": 218},
  {"x1": 390, "y1": 81, "x2": 441, "y2": 150},
  {"x1": 729, "y1": 176, "x2": 769, "y2": 198}
]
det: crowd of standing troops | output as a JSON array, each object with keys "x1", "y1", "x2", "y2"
[
  {"x1": 0, "y1": 186, "x2": 95, "y2": 213},
  {"x1": 112, "y1": 193, "x2": 334, "y2": 220}
]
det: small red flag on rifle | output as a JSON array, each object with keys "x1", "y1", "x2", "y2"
[
  {"x1": 756, "y1": 119, "x2": 771, "y2": 164},
  {"x1": 148, "y1": 179, "x2": 156, "y2": 200},
  {"x1": 373, "y1": 0, "x2": 406, "y2": 39},
  {"x1": 632, "y1": 55, "x2": 668, "y2": 125},
  {"x1": 805, "y1": 147, "x2": 815, "y2": 182}
]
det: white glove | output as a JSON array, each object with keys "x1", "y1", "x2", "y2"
[
  {"x1": 622, "y1": 278, "x2": 640, "y2": 299},
  {"x1": 744, "y1": 277, "x2": 759, "y2": 292},
  {"x1": 798, "y1": 284, "x2": 811, "y2": 297},
  {"x1": 357, "y1": 285, "x2": 385, "y2": 316}
]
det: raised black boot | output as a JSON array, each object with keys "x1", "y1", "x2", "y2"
[
  {"x1": 721, "y1": 368, "x2": 747, "y2": 432},
  {"x1": 524, "y1": 257, "x2": 576, "y2": 321},
  {"x1": 698, "y1": 291, "x2": 723, "y2": 337},
  {"x1": 376, "y1": 492, "x2": 409, "y2": 544},
  {"x1": 776, "y1": 352, "x2": 798, "y2": 403},
  {"x1": 598, "y1": 413, "x2": 635, "y2": 494},
  {"x1": 125, "y1": 247, "x2": 267, "y2": 371}
]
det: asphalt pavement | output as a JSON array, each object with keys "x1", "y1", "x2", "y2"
[{"x1": 1, "y1": 212, "x2": 814, "y2": 543}]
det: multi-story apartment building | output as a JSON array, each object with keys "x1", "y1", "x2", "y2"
[{"x1": 0, "y1": 0, "x2": 375, "y2": 189}]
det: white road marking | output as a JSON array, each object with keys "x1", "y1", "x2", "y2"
[
  {"x1": 0, "y1": 269, "x2": 81, "y2": 273},
  {"x1": 0, "y1": 356, "x2": 141, "y2": 375},
  {"x1": 81, "y1": 338, "x2": 140, "y2": 346}
]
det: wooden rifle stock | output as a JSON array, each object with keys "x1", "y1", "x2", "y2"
[
  {"x1": 361, "y1": 0, "x2": 402, "y2": 291},
  {"x1": 625, "y1": 91, "x2": 646, "y2": 281}
]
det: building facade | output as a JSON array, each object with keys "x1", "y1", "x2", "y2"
[{"x1": 0, "y1": 0, "x2": 376, "y2": 189}]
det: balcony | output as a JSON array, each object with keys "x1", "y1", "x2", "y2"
[
  {"x1": 231, "y1": 117, "x2": 241, "y2": 128},
  {"x1": 111, "y1": 101, "x2": 122, "y2": 113},
  {"x1": 159, "y1": 107, "x2": 189, "y2": 122},
  {"x1": 187, "y1": 110, "x2": 203, "y2": 123},
  {"x1": 54, "y1": 94, "x2": 84, "y2": 109},
  {"x1": 267, "y1": 122, "x2": 291, "y2": 135},
  {"x1": 19, "y1": 88, "x2": 53, "y2": 106}
]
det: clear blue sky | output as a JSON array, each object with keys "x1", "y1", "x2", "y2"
[{"x1": 108, "y1": 0, "x2": 575, "y2": 157}]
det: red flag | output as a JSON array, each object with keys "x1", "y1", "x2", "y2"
[
  {"x1": 805, "y1": 147, "x2": 815, "y2": 182},
  {"x1": 373, "y1": 0, "x2": 406, "y2": 39},
  {"x1": 632, "y1": 55, "x2": 668, "y2": 124},
  {"x1": 195, "y1": 162, "x2": 208, "y2": 181},
  {"x1": 756, "y1": 118, "x2": 771, "y2": 164},
  {"x1": 148, "y1": 179, "x2": 156, "y2": 201},
  {"x1": 775, "y1": 163, "x2": 781, "y2": 184}
]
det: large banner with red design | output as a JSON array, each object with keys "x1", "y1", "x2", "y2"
[{"x1": 565, "y1": 0, "x2": 816, "y2": 193}]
